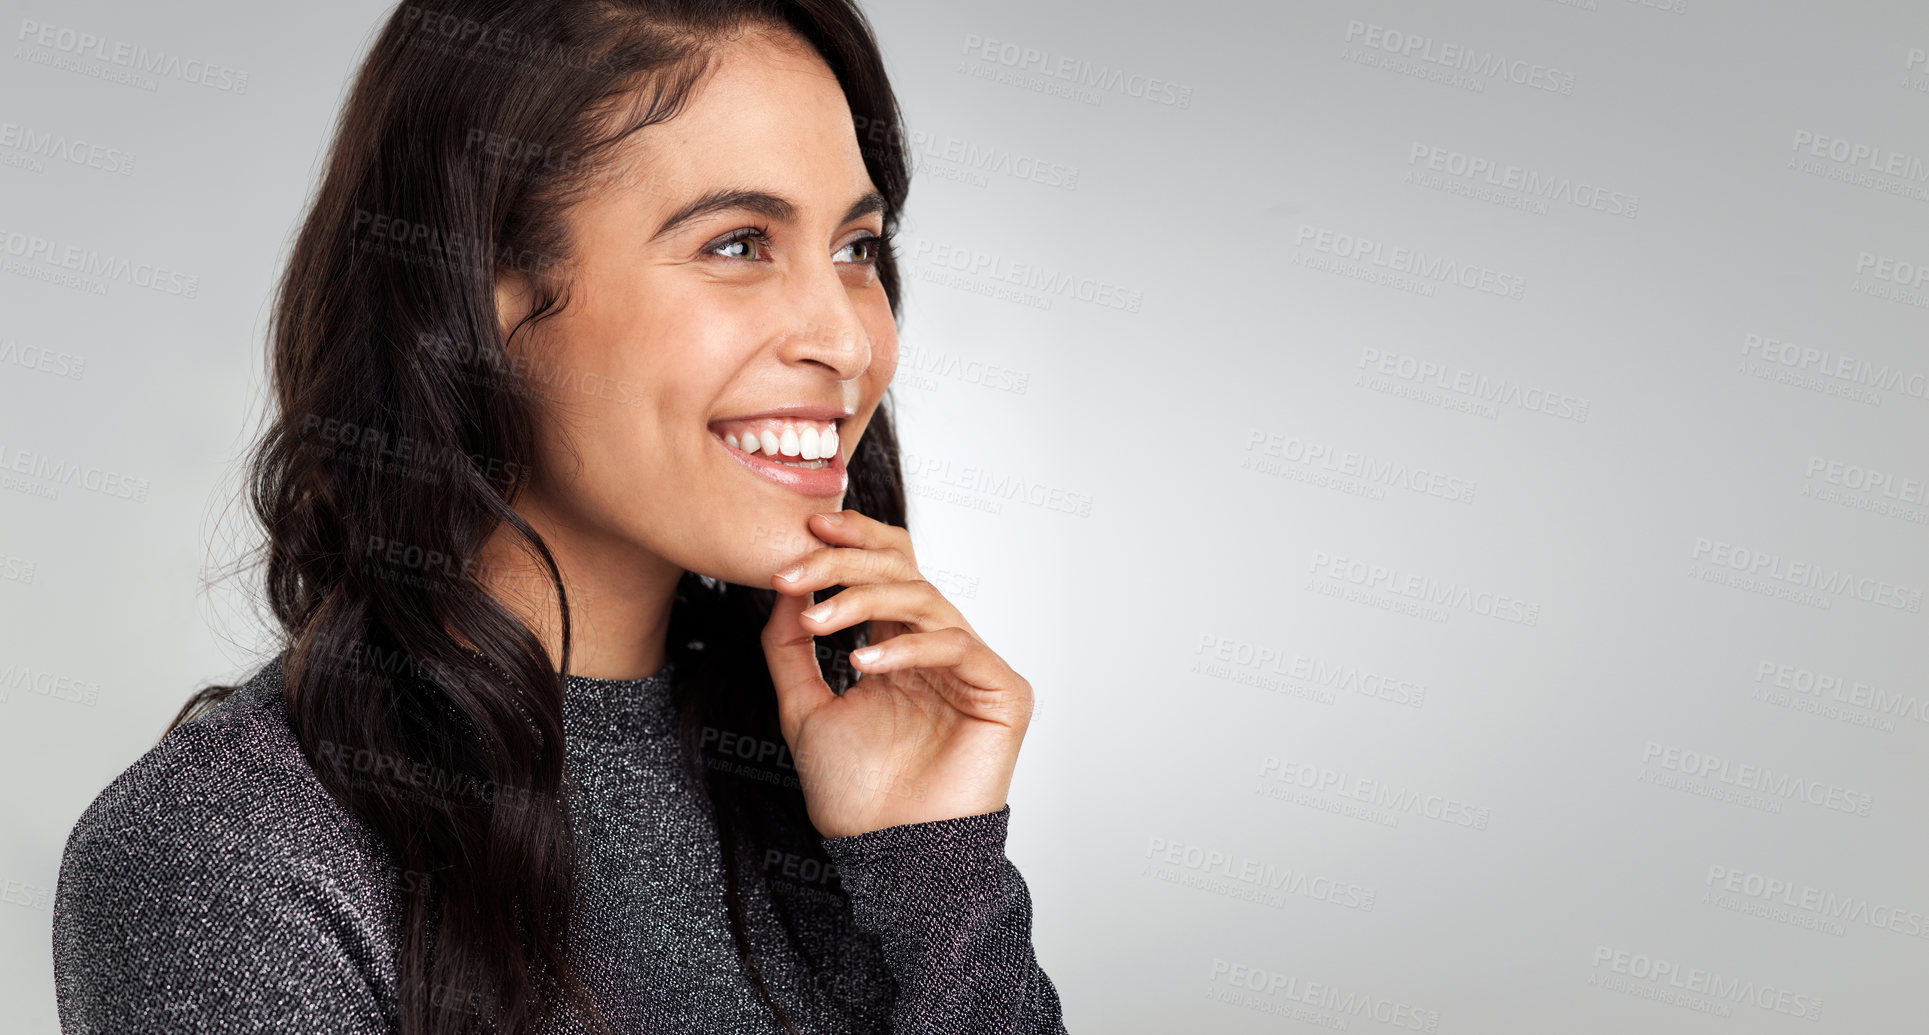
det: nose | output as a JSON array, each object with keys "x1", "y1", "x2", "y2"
[{"x1": 777, "y1": 257, "x2": 871, "y2": 381}]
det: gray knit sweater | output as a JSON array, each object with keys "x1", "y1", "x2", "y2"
[{"x1": 49, "y1": 652, "x2": 1067, "y2": 1033}]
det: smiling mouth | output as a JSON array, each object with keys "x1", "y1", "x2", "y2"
[{"x1": 707, "y1": 416, "x2": 842, "y2": 468}]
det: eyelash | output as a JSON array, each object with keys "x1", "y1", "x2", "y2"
[{"x1": 708, "y1": 225, "x2": 887, "y2": 265}]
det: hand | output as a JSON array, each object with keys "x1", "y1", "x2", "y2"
[{"x1": 761, "y1": 509, "x2": 1033, "y2": 839}]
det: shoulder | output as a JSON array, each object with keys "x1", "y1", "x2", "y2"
[
  {"x1": 52, "y1": 653, "x2": 401, "y2": 1026},
  {"x1": 58, "y1": 652, "x2": 394, "y2": 891}
]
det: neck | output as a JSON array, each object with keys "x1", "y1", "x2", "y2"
[{"x1": 472, "y1": 489, "x2": 684, "y2": 682}]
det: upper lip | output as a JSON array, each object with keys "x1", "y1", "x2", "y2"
[{"x1": 709, "y1": 404, "x2": 855, "y2": 425}]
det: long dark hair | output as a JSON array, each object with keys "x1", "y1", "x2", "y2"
[{"x1": 171, "y1": 2, "x2": 911, "y2": 1033}]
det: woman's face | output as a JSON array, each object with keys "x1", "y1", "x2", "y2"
[{"x1": 496, "y1": 27, "x2": 898, "y2": 589}]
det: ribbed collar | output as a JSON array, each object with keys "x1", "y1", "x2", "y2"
[
  {"x1": 561, "y1": 658, "x2": 678, "y2": 744},
  {"x1": 439, "y1": 647, "x2": 679, "y2": 737}
]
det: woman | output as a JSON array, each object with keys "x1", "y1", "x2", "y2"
[{"x1": 49, "y1": 1, "x2": 1066, "y2": 1033}]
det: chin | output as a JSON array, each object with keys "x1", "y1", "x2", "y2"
[{"x1": 684, "y1": 513, "x2": 828, "y2": 590}]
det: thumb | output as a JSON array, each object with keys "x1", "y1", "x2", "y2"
[{"x1": 761, "y1": 588, "x2": 836, "y2": 737}]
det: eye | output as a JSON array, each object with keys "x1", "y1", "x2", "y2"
[
  {"x1": 707, "y1": 226, "x2": 771, "y2": 261},
  {"x1": 835, "y1": 232, "x2": 883, "y2": 265}
]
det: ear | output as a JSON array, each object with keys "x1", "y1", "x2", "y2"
[{"x1": 494, "y1": 267, "x2": 535, "y2": 357}]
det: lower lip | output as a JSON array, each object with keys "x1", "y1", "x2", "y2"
[{"x1": 710, "y1": 432, "x2": 848, "y2": 497}]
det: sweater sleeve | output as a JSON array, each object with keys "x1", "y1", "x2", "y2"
[{"x1": 818, "y1": 805, "x2": 1068, "y2": 1034}]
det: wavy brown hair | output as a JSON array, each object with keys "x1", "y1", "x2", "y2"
[{"x1": 172, "y1": 2, "x2": 911, "y2": 1033}]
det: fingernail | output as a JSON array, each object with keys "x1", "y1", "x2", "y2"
[
  {"x1": 801, "y1": 601, "x2": 833, "y2": 622},
  {"x1": 817, "y1": 511, "x2": 843, "y2": 525},
  {"x1": 853, "y1": 646, "x2": 882, "y2": 664},
  {"x1": 774, "y1": 564, "x2": 805, "y2": 583}
]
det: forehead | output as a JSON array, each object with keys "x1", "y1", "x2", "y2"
[{"x1": 622, "y1": 28, "x2": 870, "y2": 212}]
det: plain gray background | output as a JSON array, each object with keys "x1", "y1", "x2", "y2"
[{"x1": 5, "y1": 0, "x2": 1928, "y2": 1031}]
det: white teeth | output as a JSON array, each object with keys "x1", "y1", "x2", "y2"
[{"x1": 717, "y1": 420, "x2": 841, "y2": 462}]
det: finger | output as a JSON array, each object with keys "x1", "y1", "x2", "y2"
[
  {"x1": 772, "y1": 543, "x2": 917, "y2": 594},
  {"x1": 849, "y1": 626, "x2": 1018, "y2": 696},
  {"x1": 760, "y1": 589, "x2": 837, "y2": 732},
  {"x1": 797, "y1": 579, "x2": 976, "y2": 640},
  {"x1": 807, "y1": 509, "x2": 914, "y2": 559}
]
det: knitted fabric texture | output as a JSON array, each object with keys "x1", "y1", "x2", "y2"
[{"x1": 50, "y1": 652, "x2": 1067, "y2": 1033}]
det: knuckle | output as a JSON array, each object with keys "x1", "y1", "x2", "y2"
[{"x1": 905, "y1": 579, "x2": 941, "y2": 620}]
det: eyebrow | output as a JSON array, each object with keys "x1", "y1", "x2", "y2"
[{"x1": 651, "y1": 188, "x2": 885, "y2": 242}]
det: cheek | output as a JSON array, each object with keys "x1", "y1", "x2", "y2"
[
  {"x1": 599, "y1": 291, "x2": 748, "y2": 421},
  {"x1": 612, "y1": 281, "x2": 740, "y2": 373}
]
